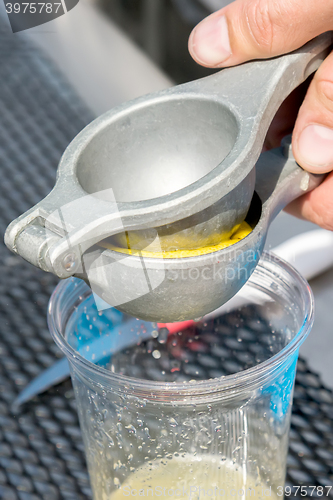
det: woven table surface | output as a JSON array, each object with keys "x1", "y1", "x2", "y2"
[{"x1": 0, "y1": 16, "x2": 332, "y2": 500}]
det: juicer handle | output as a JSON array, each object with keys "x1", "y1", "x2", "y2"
[
  {"x1": 254, "y1": 136, "x2": 326, "y2": 224},
  {"x1": 187, "y1": 32, "x2": 333, "y2": 200},
  {"x1": 210, "y1": 32, "x2": 332, "y2": 125}
]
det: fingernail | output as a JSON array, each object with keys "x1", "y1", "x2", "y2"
[
  {"x1": 189, "y1": 15, "x2": 231, "y2": 67},
  {"x1": 298, "y1": 124, "x2": 333, "y2": 170}
]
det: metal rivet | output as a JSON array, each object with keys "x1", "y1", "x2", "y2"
[{"x1": 62, "y1": 253, "x2": 77, "y2": 272}]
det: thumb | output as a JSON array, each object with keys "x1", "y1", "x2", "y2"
[{"x1": 188, "y1": 0, "x2": 333, "y2": 68}]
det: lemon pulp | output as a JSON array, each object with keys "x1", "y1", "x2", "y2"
[
  {"x1": 100, "y1": 221, "x2": 252, "y2": 259},
  {"x1": 109, "y1": 455, "x2": 278, "y2": 500}
]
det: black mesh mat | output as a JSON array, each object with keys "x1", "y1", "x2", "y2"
[{"x1": 0, "y1": 16, "x2": 332, "y2": 500}]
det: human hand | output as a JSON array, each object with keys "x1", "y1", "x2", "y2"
[{"x1": 188, "y1": 0, "x2": 333, "y2": 230}]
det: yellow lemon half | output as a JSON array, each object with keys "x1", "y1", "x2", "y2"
[{"x1": 100, "y1": 221, "x2": 252, "y2": 259}]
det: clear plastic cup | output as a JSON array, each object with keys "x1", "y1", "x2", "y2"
[{"x1": 48, "y1": 252, "x2": 313, "y2": 500}]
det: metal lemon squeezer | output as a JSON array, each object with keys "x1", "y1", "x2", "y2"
[{"x1": 5, "y1": 34, "x2": 332, "y2": 322}]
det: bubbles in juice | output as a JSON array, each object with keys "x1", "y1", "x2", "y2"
[{"x1": 109, "y1": 455, "x2": 278, "y2": 500}]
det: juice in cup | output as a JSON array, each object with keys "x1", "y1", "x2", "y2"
[{"x1": 109, "y1": 455, "x2": 279, "y2": 500}]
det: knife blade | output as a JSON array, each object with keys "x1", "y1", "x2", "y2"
[{"x1": 13, "y1": 319, "x2": 194, "y2": 408}]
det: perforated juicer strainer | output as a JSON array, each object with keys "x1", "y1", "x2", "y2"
[{"x1": 4, "y1": 33, "x2": 332, "y2": 322}]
